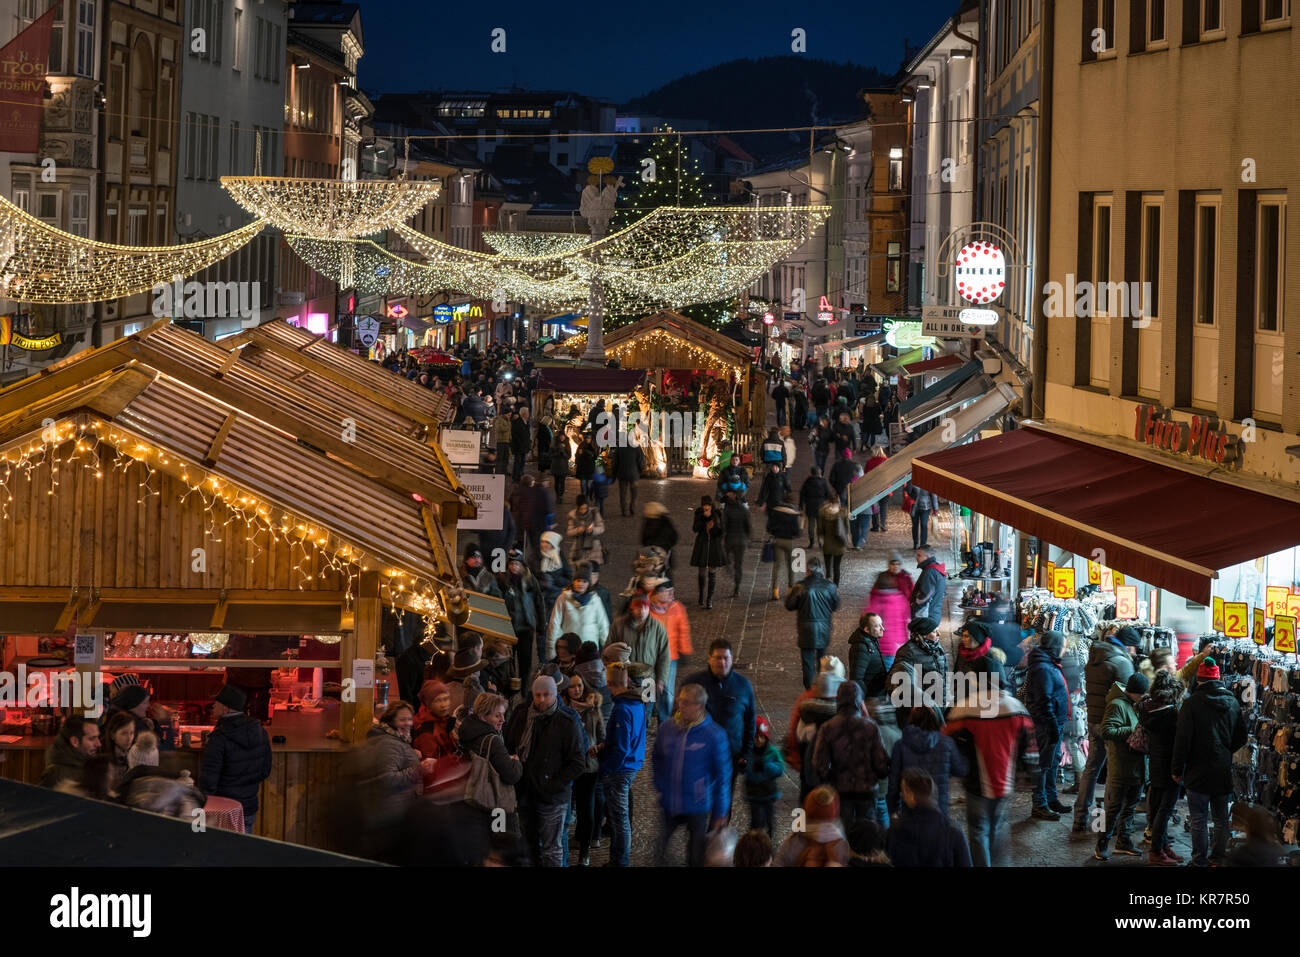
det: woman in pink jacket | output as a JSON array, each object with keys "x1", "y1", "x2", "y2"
[{"x1": 866, "y1": 554, "x2": 914, "y2": 666}]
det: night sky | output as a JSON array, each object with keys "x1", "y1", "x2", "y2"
[{"x1": 356, "y1": 0, "x2": 960, "y2": 102}]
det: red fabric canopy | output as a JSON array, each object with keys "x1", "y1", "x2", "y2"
[
  {"x1": 911, "y1": 426, "x2": 1300, "y2": 604},
  {"x1": 903, "y1": 354, "x2": 965, "y2": 377}
]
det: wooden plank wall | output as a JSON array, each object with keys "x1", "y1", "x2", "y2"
[{"x1": 0, "y1": 443, "x2": 348, "y2": 593}]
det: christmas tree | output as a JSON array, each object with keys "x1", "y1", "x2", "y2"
[{"x1": 609, "y1": 133, "x2": 731, "y2": 329}]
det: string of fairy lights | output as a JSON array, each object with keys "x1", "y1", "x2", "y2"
[
  {"x1": 0, "y1": 418, "x2": 447, "y2": 623},
  {"x1": 482, "y1": 231, "x2": 591, "y2": 257},
  {"x1": 220, "y1": 176, "x2": 443, "y2": 240},
  {"x1": 601, "y1": 329, "x2": 747, "y2": 379}
]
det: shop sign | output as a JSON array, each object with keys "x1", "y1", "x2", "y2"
[
  {"x1": 1115, "y1": 585, "x2": 1137, "y2": 619},
  {"x1": 784, "y1": 312, "x2": 802, "y2": 324},
  {"x1": 456, "y1": 473, "x2": 506, "y2": 531},
  {"x1": 1053, "y1": 566, "x2": 1076, "y2": 599},
  {"x1": 355, "y1": 315, "x2": 381, "y2": 348},
  {"x1": 1, "y1": 316, "x2": 63, "y2": 351},
  {"x1": 955, "y1": 241, "x2": 1006, "y2": 304},
  {"x1": 1223, "y1": 601, "x2": 1249, "y2": 638},
  {"x1": 920, "y1": 306, "x2": 987, "y2": 340},
  {"x1": 1252, "y1": 606, "x2": 1266, "y2": 645},
  {"x1": 440, "y1": 429, "x2": 481, "y2": 466},
  {"x1": 1212, "y1": 596, "x2": 1225, "y2": 632},
  {"x1": 884, "y1": 318, "x2": 937, "y2": 349},
  {"x1": 385, "y1": 302, "x2": 409, "y2": 320},
  {"x1": 1275, "y1": 615, "x2": 1297, "y2": 653},
  {"x1": 786, "y1": 324, "x2": 803, "y2": 341},
  {"x1": 1266, "y1": 585, "x2": 1290, "y2": 620},
  {"x1": 817, "y1": 295, "x2": 836, "y2": 322},
  {"x1": 433, "y1": 304, "x2": 453, "y2": 324},
  {"x1": 1133, "y1": 404, "x2": 1242, "y2": 469}
]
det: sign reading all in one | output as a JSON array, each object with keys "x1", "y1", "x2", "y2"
[{"x1": 920, "y1": 306, "x2": 988, "y2": 340}]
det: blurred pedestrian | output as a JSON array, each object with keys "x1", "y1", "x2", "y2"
[
  {"x1": 690, "y1": 495, "x2": 726, "y2": 608},
  {"x1": 885, "y1": 769, "x2": 972, "y2": 867},
  {"x1": 600, "y1": 662, "x2": 648, "y2": 867},
  {"x1": 652, "y1": 683, "x2": 732, "y2": 866},
  {"x1": 785, "y1": 555, "x2": 840, "y2": 688},
  {"x1": 744, "y1": 715, "x2": 784, "y2": 838},
  {"x1": 773, "y1": 786, "x2": 850, "y2": 866}
]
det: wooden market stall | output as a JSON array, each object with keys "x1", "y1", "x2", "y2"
[{"x1": 0, "y1": 324, "x2": 475, "y2": 850}]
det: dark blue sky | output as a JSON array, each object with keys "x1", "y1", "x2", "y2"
[{"x1": 356, "y1": 0, "x2": 960, "y2": 102}]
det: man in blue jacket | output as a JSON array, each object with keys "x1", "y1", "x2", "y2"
[
  {"x1": 599, "y1": 663, "x2": 648, "y2": 867},
  {"x1": 652, "y1": 682, "x2": 732, "y2": 866},
  {"x1": 1023, "y1": 630, "x2": 1073, "y2": 821},
  {"x1": 683, "y1": 638, "x2": 756, "y2": 800}
]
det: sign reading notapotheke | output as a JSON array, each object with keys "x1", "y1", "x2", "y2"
[{"x1": 457, "y1": 473, "x2": 506, "y2": 531}]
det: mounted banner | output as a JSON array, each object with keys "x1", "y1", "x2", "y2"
[{"x1": 0, "y1": 6, "x2": 58, "y2": 152}]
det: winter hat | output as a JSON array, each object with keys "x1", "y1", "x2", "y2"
[
  {"x1": 1196, "y1": 657, "x2": 1222, "y2": 681},
  {"x1": 1126, "y1": 672, "x2": 1150, "y2": 695},
  {"x1": 814, "y1": 671, "x2": 843, "y2": 700},
  {"x1": 572, "y1": 561, "x2": 593, "y2": 584},
  {"x1": 836, "y1": 679, "x2": 864, "y2": 713},
  {"x1": 126, "y1": 730, "x2": 159, "y2": 770},
  {"x1": 755, "y1": 716, "x2": 772, "y2": 740},
  {"x1": 841, "y1": 447, "x2": 853, "y2": 459},
  {"x1": 644, "y1": 501, "x2": 668, "y2": 518},
  {"x1": 909, "y1": 616, "x2": 939, "y2": 637},
  {"x1": 464, "y1": 543, "x2": 483, "y2": 561},
  {"x1": 538, "y1": 662, "x2": 571, "y2": 693},
  {"x1": 602, "y1": 642, "x2": 632, "y2": 665},
  {"x1": 576, "y1": 641, "x2": 602, "y2": 664},
  {"x1": 418, "y1": 679, "x2": 450, "y2": 708},
  {"x1": 819, "y1": 655, "x2": 846, "y2": 679},
  {"x1": 963, "y1": 620, "x2": 992, "y2": 643},
  {"x1": 532, "y1": 674, "x2": 558, "y2": 697},
  {"x1": 804, "y1": 785, "x2": 841, "y2": 822},
  {"x1": 506, "y1": 548, "x2": 526, "y2": 565},
  {"x1": 540, "y1": 530, "x2": 564, "y2": 552},
  {"x1": 575, "y1": 656, "x2": 606, "y2": 690},
  {"x1": 1115, "y1": 625, "x2": 1141, "y2": 648},
  {"x1": 109, "y1": 673, "x2": 141, "y2": 697},
  {"x1": 112, "y1": 684, "x2": 150, "y2": 712},
  {"x1": 1038, "y1": 630, "x2": 1065, "y2": 658},
  {"x1": 212, "y1": 684, "x2": 246, "y2": 713}
]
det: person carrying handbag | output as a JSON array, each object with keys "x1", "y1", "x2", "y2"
[{"x1": 459, "y1": 692, "x2": 524, "y2": 846}]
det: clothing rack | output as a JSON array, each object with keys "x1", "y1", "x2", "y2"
[
  {"x1": 1094, "y1": 620, "x2": 1175, "y2": 654},
  {"x1": 1018, "y1": 589, "x2": 1112, "y2": 637}
]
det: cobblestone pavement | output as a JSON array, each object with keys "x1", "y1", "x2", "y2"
[{"x1": 498, "y1": 418, "x2": 1196, "y2": 867}]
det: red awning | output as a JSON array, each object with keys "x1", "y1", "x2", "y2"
[
  {"x1": 911, "y1": 426, "x2": 1300, "y2": 604},
  {"x1": 903, "y1": 354, "x2": 965, "y2": 377}
]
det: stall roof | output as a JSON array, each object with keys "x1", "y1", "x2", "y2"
[
  {"x1": 849, "y1": 384, "x2": 1016, "y2": 518},
  {"x1": 3, "y1": 322, "x2": 473, "y2": 519},
  {"x1": 0, "y1": 344, "x2": 455, "y2": 586},
  {"x1": 219, "y1": 320, "x2": 451, "y2": 428},
  {"x1": 535, "y1": 368, "x2": 647, "y2": 393},
  {"x1": 900, "y1": 359, "x2": 983, "y2": 416},
  {"x1": 911, "y1": 425, "x2": 1300, "y2": 604},
  {"x1": 903, "y1": 353, "x2": 966, "y2": 377},
  {"x1": 870, "y1": 348, "x2": 926, "y2": 377},
  {"x1": 603, "y1": 311, "x2": 755, "y2": 366}
]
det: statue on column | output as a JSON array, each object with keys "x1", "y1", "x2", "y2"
[{"x1": 580, "y1": 157, "x2": 622, "y2": 362}]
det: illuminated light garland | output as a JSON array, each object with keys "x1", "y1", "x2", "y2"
[
  {"x1": 482, "y1": 231, "x2": 591, "y2": 257},
  {"x1": 220, "y1": 176, "x2": 442, "y2": 239},
  {"x1": 604, "y1": 329, "x2": 746, "y2": 379},
  {"x1": 0, "y1": 419, "x2": 448, "y2": 622},
  {"x1": 0, "y1": 194, "x2": 267, "y2": 304}
]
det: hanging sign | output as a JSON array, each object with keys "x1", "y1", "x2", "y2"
[
  {"x1": 1045, "y1": 560, "x2": 1056, "y2": 591},
  {"x1": 1053, "y1": 566, "x2": 1076, "y2": 599},
  {"x1": 1115, "y1": 585, "x2": 1138, "y2": 619},
  {"x1": 1088, "y1": 560, "x2": 1101, "y2": 585},
  {"x1": 0, "y1": 6, "x2": 58, "y2": 152},
  {"x1": 1099, "y1": 567, "x2": 1114, "y2": 591},
  {"x1": 955, "y1": 241, "x2": 1007, "y2": 304},
  {"x1": 1287, "y1": 594, "x2": 1300, "y2": 622},
  {"x1": 1212, "y1": 596, "x2": 1225, "y2": 632},
  {"x1": 1223, "y1": 601, "x2": 1249, "y2": 638},
  {"x1": 1275, "y1": 615, "x2": 1297, "y2": 654},
  {"x1": 1112, "y1": 572, "x2": 1126, "y2": 588},
  {"x1": 884, "y1": 318, "x2": 937, "y2": 349},
  {"x1": 1149, "y1": 590, "x2": 1159, "y2": 625},
  {"x1": 355, "y1": 315, "x2": 381, "y2": 348},
  {"x1": 433, "y1": 304, "x2": 454, "y2": 324},
  {"x1": 921, "y1": 305, "x2": 989, "y2": 340},
  {"x1": 817, "y1": 296, "x2": 836, "y2": 322},
  {"x1": 1266, "y1": 585, "x2": 1289, "y2": 620},
  {"x1": 1252, "y1": 606, "x2": 1267, "y2": 646}
]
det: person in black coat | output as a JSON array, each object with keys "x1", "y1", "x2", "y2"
[
  {"x1": 721, "y1": 489, "x2": 751, "y2": 598},
  {"x1": 828, "y1": 448, "x2": 860, "y2": 508},
  {"x1": 848, "y1": 612, "x2": 889, "y2": 699},
  {"x1": 198, "y1": 685, "x2": 272, "y2": 833},
  {"x1": 886, "y1": 768, "x2": 972, "y2": 866},
  {"x1": 1023, "y1": 630, "x2": 1071, "y2": 819},
  {"x1": 831, "y1": 411, "x2": 857, "y2": 457},
  {"x1": 756, "y1": 463, "x2": 790, "y2": 511},
  {"x1": 640, "y1": 502, "x2": 679, "y2": 569},
  {"x1": 613, "y1": 442, "x2": 644, "y2": 517},
  {"x1": 1139, "y1": 670, "x2": 1184, "y2": 866},
  {"x1": 798, "y1": 467, "x2": 832, "y2": 548},
  {"x1": 690, "y1": 496, "x2": 727, "y2": 609},
  {"x1": 784, "y1": 558, "x2": 841, "y2": 688},
  {"x1": 510, "y1": 408, "x2": 533, "y2": 483},
  {"x1": 1073, "y1": 627, "x2": 1137, "y2": 831}
]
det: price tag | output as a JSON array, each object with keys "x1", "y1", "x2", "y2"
[
  {"x1": 1115, "y1": 585, "x2": 1138, "y2": 619},
  {"x1": 1113, "y1": 572, "x2": 1126, "y2": 588},
  {"x1": 1148, "y1": 590, "x2": 1159, "y2": 625},
  {"x1": 1266, "y1": 585, "x2": 1290, "y2": 619},
  {"x1": 1087, "y1": 560, "x2": 1101, "y2": 585},
  {"x1": 74, "y1": 633, "x2": 98, "y2": 665},
  {"x1": 1099, "y1": 567, "x2": 1114, "y2": 592},
  {"x1": 1252, "y1": 606, "x2": 1266, "y2": 646},
  {"x1": 1045, "y1": 560, "x2": 1056, "y2": 590},
  {"x1": 1287, "y1": 594, "x2": 1300, "y2": 622},
  {"x1": 1223, "y1": 601, "x2": 1249, "y2": 638},
  {"x1": 1275, "y1": 614, "x2": 1297, "y2": 654},
  {"x1": 1212, "y1": 596, "x2": 1224, "y2": 633},
  {"x1": 1053, "y1": 566, "x2": 1077, "y2": 599}
]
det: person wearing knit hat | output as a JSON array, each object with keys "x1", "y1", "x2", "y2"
[
  {"x1": 412, "y1": 678, "x2": 456, "y2": 764},
  {"x1": 888, "y1": 617, "x2": 950, "y2": 722},
  {"x1": 201, "y1": 680, "x2": 272, "y2": 833},
  {"x1": 601, "y1": 641, "x2": 632, "y2": 666},
  {"x1": 772, "y1": 785, "x2": 851, "y2": 866},
  {"x1": 112, "y1": 683, "x2": 150, "y2": 717},
  {"x1": 459, "y1": 542, "x2": 490, "y2": 592},
  {"x1": 1072, "y1": 622, "x2": 1137, "y2": 834},
  {"x1": 1024, "y1": 630, "x2": 1073, "y2": 821},
  {"x1": 545, "y1": 555, "x2": 610, "y2": 660},
  {"x1": 1093, "y1": 664, "x2": 1151, "y2": 860},
  {"x1": 811, "y1": 680, "x2": 889, "y2": 832},
  {"x1": 1171, "y1": 655, "x2": 1247, "y2": 866}
]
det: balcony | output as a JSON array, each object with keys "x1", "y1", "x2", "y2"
[{"x1": 128, "y1": 135, "x2": 149, "y2": 174}]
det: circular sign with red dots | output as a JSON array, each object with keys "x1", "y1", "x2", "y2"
[{"x1": 955, "y1": 241, "x2": 1007, "y2": 303}]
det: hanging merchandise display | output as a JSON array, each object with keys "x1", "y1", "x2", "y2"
[
  {"x1": 220, "y1": 176, "x2": 442, "y2": 240},
  {"x1": 0, "y1": 195, "x2": 267, "y2": 304}
]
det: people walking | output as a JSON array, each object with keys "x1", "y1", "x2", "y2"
[
  {"x1": 867, "y1": 555, "x2": 913, "y2": 667},
  {"x1": 613, "y1": 438, "x2": 644, "y2": 517},
  {"x1": 651, "y1": 683, "x2": 732, "y2": 866},
  {"x1": 812, "y1": 680, "x2": 889, "y2": 830},
  {"x1": 744, "y1": 716, "x2": 784, "y2": 838},
  {"x1": 1072, "y1": 625, "x2": 1138, "y2": 835},
  {"x1": 1023, "y1": 630, "x2": 1073, "y2": 822},
  {"x1": 910, "y1": 546, "x2": 947, "y2": 624},
  {"x1": 648, "y1": 580, "x2": 692, "y2": 724},
  {"x1": 565, "y1": 495, "x2": 605, "y2": 566},
  {"x1": 721, "y1": 488, "x2": 751, "y2": 597},
  {"x1": 766, "y1": 491, "x2": 803, "y2": 600},
  {"x1": 640, "y1": 500, "x2": 679, "y2": 569},
  {"x1": 885, "y1": 769, "x2": 972, "y2": 867},
  {"x1": 545, "y1": 561, "x2": 611, "y2": 660},
  {"x1": 690, "y1": 496, "x2": 727, "y2": 609},
  {"x1": 1093, "y1": 673, "x2": 1150, "y2": 861},
  {"x1": 683, "y1": 638, "x2": 757, "y2": 801},
  {"x1": 886, "y1": 705, "x2": 968, "y2": 822},
  {"x1": 817, "y1": 498, "x2": 850, "y2": 586},
  {"x1": 599, "y1": 662, "x2": 648, "y2": 867},
  {"x1": 785, "y1": 556, "x2": 841, "y2": 689},
  {"x1": 798, "y1": 466, "x2": 832, "y2": 548},
  {"x1": 904, "y1": 482, "x2": 937, "y2": 549},
  {"x1": 1139, "y1": 669, "x2": 1186, "y2": 866}
]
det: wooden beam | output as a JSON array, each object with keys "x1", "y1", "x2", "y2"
[
  {"x1": 210, "y1": 598, "x2": 229, "y2": 628},
  {"x1": 80, "y1": 597, "x2": 103, "y2": 625},
  {"x1": 54, "y1": 594, "x2": 85, "y2": 633},
  {"x1": 203, "y1": 412, "x2": 238, "y2": 468},
  {"x1": 213, "y1": 346, "x2": 243, "y2": 378},
  {"x1": 342, "y1": 570, "x2": 381, "y2": 745},
  {"x1": 421, "y1": 506, "x2": 456, "y2": 580}
]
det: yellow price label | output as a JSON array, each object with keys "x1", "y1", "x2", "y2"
[
  {"x1": 1253, "y1": 607, "x2": 1267, "y2": 645},
  {"x1": 1223, "y1": 602, "x2": 1249, "y2": 638},
  {"x1": 1113, "y1": 572, "x2": 1126, "y2": 588},
  {"x1": 1045, "y1": 560, "x2": 1055, "y2": 590},
  {"x1": 1053, "y1": 566, "x2": 1077, "y2": 599},
  {"x1": 1212, "y1": 596, "x2": 1224, "y2": 632},
  {"x1": 1087, "y1": 560, "x2": 1101, "y2": 585},
  {"x1": 1266, "y1": 585, "x2": 1290, "y2": 619},
  {"x1": 1287, "y1": 594, "x2": 1300, "y2": 622},
  {"x1": 1275, "y1": 615, "x2": 1297, "y2": 654},
  {"x1": 1115, "y1": 585, "x2": 1138, "y2": 619}
]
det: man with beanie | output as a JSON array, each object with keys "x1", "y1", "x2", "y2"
[
  {"x1": 1172, "y1": 657, "x2": 1248, "y2": 867},
  {"x1": 600, "y1": 662, "x2": 647, "y2": 866},
  {"x1": 1072, "y1": 624, "x2": 1137, "y2": 835},
  {"x1": 459, "y1": 543, "x2": 492, "y2": 592},
  {"x1": 1024, "y1": 630, "x2": 1073, "y2": 821},
  {"x1": 199, "y1": 684, "x2": 272, "y2": 833},
  {"x1": 1093, "y1": 672, "x2": 1149, "y2": 860},
  {"x1": 652, "y1": 682, "x2": 732, "y2": 866},
  {"x1": 504, "y1": 674, "x2": 587, "y2": 866},
  {"x1": 888, "y1": 617, "x2": 950, "y2": 717},
  {"x1": 785, "y1": 555, "x2": 840, "y2": 689},
  {"x1": 811, "y1": 680, "x2": 890, "y2": 830}
]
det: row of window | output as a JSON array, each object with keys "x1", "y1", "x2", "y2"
[
  {"x1": 991, "y1": 0, "x2": 1041, "y2": 76},
  {"x1": 1085, "y1": 0, "x2": 1291, "y2": 58},
  {"x1": 9, "y1": 177, "x2": 90, "y2": 237},
  {"x1": 18, "y1": 0, "x2": 96, "y2": 78},
  {"x1": 495, "y1": 108, "x2": 552, "y2": 119},
  {"x1": 185, "y1": 115, "x2": 280, "y2": 180}
]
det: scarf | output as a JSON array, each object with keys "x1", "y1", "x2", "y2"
[
  {"x1": 649, "y1": 599, "x2": 670, "y2": 615},
  {"x1": 573, "y1": 589, "x2": 595, "y2": 607},
  {"x1": 958, "y1": 637, "x2": 992, "y2": 662},
  {"x1": 673, "y1": 710, "x2": 705, "y2": 731},
  {"x1": 518, "y1": 697, "x2": 558, "y2": 763},
  {"x1": 540, "y1": 549, "x2": 562, "y2": 573}
]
